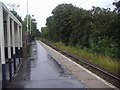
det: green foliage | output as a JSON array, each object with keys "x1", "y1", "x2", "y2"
[
  {"x1": 10, "y1": 10, "x2": 22, "y2": 23},
  {"x1": 113, "y1": 0, "x2": 120, "y2": 14},
  {"x1": 42, "y1": 39, "x2": 119, "y2": 72},
  {"x1": 22, "y1": 15, "x2": 41, "y2": 37},
  {"x1": 41, "y1": 3, "x2": 120, "y2": 60},
  {"x1": 41, "y1": 27, "x2": 49, "y2": 39},
  {"x1": 11, "y1": 10, "x2": 41, "y2": 38}
]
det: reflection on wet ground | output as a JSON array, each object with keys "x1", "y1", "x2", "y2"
[{"x1": 8, "y1": 41, "x2": 86, "y2": 88}]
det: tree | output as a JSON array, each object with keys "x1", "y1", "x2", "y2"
[
  {"x1": 7, "y1": 3, "x2": 22, "y2": 23},
  {"x1": 23, "y1": 15, "x2": 41, "y2": 37},
  {"x1": 7, "y1": 3, "x2": 20, "y2": 11},
  {"x1": 10, "y1": 10, "x2": 22, "y2": 23},
  {"x1": 113, "y1": 0, "x2": 120, "y2": 14},
  {"x1": 42, "y1": 3, "x2": 120, "y2": 59},
  {"x1": 52, "y1": 4, "x2": 75, "y2": 45}
]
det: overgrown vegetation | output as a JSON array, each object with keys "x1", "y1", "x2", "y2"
[
  {"x1": 41, "y1": 1, "x2": 120, "y2": 60},
  {"x1": 42, "y1": 39, "x2": 119, "y2": 73}
]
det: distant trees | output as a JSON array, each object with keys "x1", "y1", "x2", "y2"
[
  {"x1": 8, "y1": 4, "x2": 22, "y2": 22},
  {"x1": 10, "y1": 10, "x2": 22, "y2": 23},
  {"x1": 22, "y1": 15, "x2": 41, "y2": 38},
  {"x1": 41, "y1": 3, "x2": 120, "y2": 59},
  {"x1": 8, "y1": 3, "x2": 41, "y2": 38},
  {"x1": 113, "y1": 0, "x2": 120, "y2": 14}
]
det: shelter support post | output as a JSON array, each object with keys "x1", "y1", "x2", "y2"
[
  {"x1": 7, "y1": 14, "x2": 12, "y2": 81},
  {"x1": 11, "y1": 20, "x2": 16, "y2": 73},
  {"x1": 0, "y1": 6, "x2": 7, "y2": 88}
]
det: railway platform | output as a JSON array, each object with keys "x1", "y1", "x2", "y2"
[
  {"x1": 8, "y1": 41, "x2": 86, "y2": 88},
  {"x1": 7, "y1": 40, "x2": 118, "y2": 89},
  {"x1": 39, "y1": 40, "x2": 117, "y2": 89}
]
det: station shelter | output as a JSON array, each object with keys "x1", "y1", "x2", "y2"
[{"x1": 0, "y1": 2, "x2": 23, "y2": 89}]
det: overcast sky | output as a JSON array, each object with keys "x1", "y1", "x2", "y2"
[{"x1": 0, "y1": 0, "x2": 116, "y2": 30}]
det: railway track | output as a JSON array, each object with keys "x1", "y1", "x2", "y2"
[{"x1": 40, "y1": 40, "x2": 120, "y2": 88}]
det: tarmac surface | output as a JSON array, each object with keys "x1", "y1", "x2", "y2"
[{"x1": 8, "y1": 41, "x2": 86, "y2": 88}]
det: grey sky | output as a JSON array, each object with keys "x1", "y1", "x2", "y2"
[{"x1": 1, "y1": 0, "x2": 116, "y2": 30}]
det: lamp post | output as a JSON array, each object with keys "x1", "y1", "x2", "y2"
[
  {"x1": 27, "y1": 0, "x2": 28, "y2": 32},
  {"x1": 30, "y1": 16, "x2": 31, "y2": 34},
  {"x1": 26, "y1": 0, "x2": 29, "y2": 47},
  {"x1": 30, "y1": 15, "x2": 34, "y2": 34}
]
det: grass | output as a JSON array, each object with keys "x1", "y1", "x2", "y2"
[{"x1": 40, "y1": 39, "x2": 119, "y2": 73}]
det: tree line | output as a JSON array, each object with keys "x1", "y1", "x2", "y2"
[{"x1": 41, "y1": 1, "x2": 120, "y2": 59}]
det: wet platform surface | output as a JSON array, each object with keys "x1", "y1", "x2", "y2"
[
  {"x1": 8, "y1": 41, "x2": 86, "y2": 88},
  {"x1": 39, "y1": 41, "x2": 118, "y2": 89}
]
